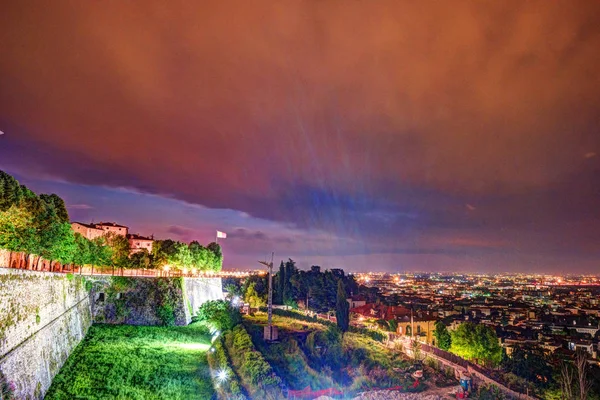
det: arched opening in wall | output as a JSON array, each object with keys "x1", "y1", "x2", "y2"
[
  {"x1": 406, "y1": 325, "x2": 412, "y2": 336},
  {"x1": 98, "y1": 293, "x2": 105, "y2": 302},
  {"x1": 11, "y1": 260, "x2": 17, "y2": 269}
]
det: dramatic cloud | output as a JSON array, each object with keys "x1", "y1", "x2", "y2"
[{"x1": 1, "y1": 1, "x2": 600, "y2": 272}]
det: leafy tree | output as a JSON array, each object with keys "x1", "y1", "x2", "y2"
[
  {"x1": 242, "y1": 274, "x2": 268, "y2": 300},
  {"x1": 106, "y1": 232, "x2": 131, "y2": 269},
  {"x1": 130, "y1": 249, "x2": 151, "y2": 269},
  {"x1": 0, "y1": 171, "x2": 31, "y2": 211},
  {"x1": 433, "y1": 321, "x2": 452, "y2": 350},
  {"x1": 244, "y1": 282, "x2": 266, "y2": 308},
  {"x1": 0, "y1": 205, "x2": 37, "y2": 261},
  {"x1": 174, "y1": 242, "x2": 194, "y2": 269},
  {"x1": 335, "y1": 279, "x2": 350, "y2": 333},
  {"x1": 197, "y1": 300, "x2": 241, "y2": 331},
  {"x1": 152, "y1": 239, "x2": 178, "y2": 267},
  {"x1": 39, "y1": 193, "x2": 69, "y2": 223},
  {"x1": 450, "y1": 322, "x2": 502, "y2": 367}
]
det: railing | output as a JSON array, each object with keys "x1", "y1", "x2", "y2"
[
  {"x1": 421, "y1": 343, "x2": 469, "y2": 369},
  {"x1": 0, "y1": 253, "x2": 224, "y2": 279}
]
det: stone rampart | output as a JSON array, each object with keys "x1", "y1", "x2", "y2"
[
  {"x1": 87, "y1": 276, "x2": 223, "y2": 326},
  {"x1": 0, "y1": 268, "x2": 92, "y2": 399}
]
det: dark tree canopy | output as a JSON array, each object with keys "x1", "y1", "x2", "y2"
[{"x1": 335, "y1": 279, "x2": 350, "y2": 333}]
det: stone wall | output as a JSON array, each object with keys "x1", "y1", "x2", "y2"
[
  {"x1": 0, "y1": 268, "x2": 92, "y2": 399},
  {"x1": 88, "y1": 276, "x2": 223, "y2": 326},
  {"x1": 183, "y1": 277, "x2": 224, "y2": 323}
]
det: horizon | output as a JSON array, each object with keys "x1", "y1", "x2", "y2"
[{"x1": 2, "y1": 1, "x2": 600, "y2": 273}]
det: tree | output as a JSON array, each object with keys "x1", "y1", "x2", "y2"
[
  {"x1": 433, "y1": 321, "x2": 452, "y2": 350},
  {"x1": 575, "y1": 349, "x2": 591, "y2": 400},
  {"x1": 450, "y1": 322, "x2": 502, "y2": 367},
  {"x1": 0, "y1": 205, "x2": 36, "y2": 254},
  {"x1": 130, "y1": 249, "x2": 151, "y2": 269},
  {"x1": 44, "y1": 222, "x2": 76, "y2": 266},
  {"x1": 283, "y1": 259, "x2": 296, "y2": 304},
  {"x1": 277, "y1": 261, "x2": 285, "y2": 304},
  {"x1": 106, "y1": 232, "x2": 131, "y2": 269},
  {"x1": 335, "y1": 279, "x2": 349, "y2": 333},
  {"x1": 244, "y1": 282, "x2": 266, "y2": 308},
  {"x1": 559, "y1": 361, "x2": 575, "y2": 400},
  {"x1": 39, "y1": 193, "x2": 69, "y2": 223}
]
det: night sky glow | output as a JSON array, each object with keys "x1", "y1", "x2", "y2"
[{"x1": 1, "y1": 2, "x2": 600, "y2": 273}]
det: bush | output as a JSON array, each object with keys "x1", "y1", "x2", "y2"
[
  {"x1": 197, "y1": 300, "x2": 242, "y2": 332},
  {"x1": 207, "y1": 338, "x2": 247, "y2": 400},
  {"x1": 224, "y1": 326, "x2": 282, "y2": 398},
  {"x1": 157, "y1": 304, "x2": 175, "y2": 326}
]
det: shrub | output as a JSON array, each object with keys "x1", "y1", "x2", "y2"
[
  {"x1": 157, "y1": 304, "x2": 175, "y2": 326},
  {"x1": 224, "y1": 326, "x2": 282, "y2": 398},
  {"x1": 197, "y1": 300, "x2": 242, "y2": 332},
  {"x1": 207, "y1": 338, "x2": 247, "y2": 400}
]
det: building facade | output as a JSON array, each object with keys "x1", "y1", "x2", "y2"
[{"x1": 127, "y1": 234, "x2": 153, "y2": 254}]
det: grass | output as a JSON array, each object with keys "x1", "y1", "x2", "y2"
[
  {"x1": 244, "y1": 312, "x2": 327, "y2": 332},
  {"x1": 46, "y1": 323, "x2": 215, "y2": 400}
]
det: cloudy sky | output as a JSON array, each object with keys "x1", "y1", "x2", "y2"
[{"x1": 1, "y1": 1, "x2": 600, "y2": 273}]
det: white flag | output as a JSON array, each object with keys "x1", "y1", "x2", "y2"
[{"x1": 216, "y1": 231, "x2": 227, "y2": 239}]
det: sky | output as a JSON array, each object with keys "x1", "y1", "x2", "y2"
[{"x1": 1, "y1": 1, "x2": 600, "y2": 273}]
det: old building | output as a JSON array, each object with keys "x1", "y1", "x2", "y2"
[
  {"x1": 127, "y1": 234, "x2": 153, "y2": 254},
  {"x1": 71, "y1": 222, "x2": 105, "y2": 240},
  {"x1": 95, "y1": 222, "x2": 128, "y2": 237}
]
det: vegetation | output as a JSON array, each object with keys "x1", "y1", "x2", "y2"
[
  {"x1": 0, "y1": 170, "x2": 222, "y2": 271},
  {"x1": 433, "y1": 321, "x2": 451, "y2": 350},
  {"x1": 223, "y1": 325, "x2": 282, "y2": 399},
  {"x1": 270, "y1": 260, "x2": 358, "y2": 312},
  {"x1": 153, "y1": 239, "x2": 223, "y2": 272},
  {"x1": 45, "y1": 323, "x2": 214, "y2": 400},
  {"x1": 244, "y1": 282, "x2": 266, "y2": 308},
  {"x1": 243, "y1": 310, "x2": 412, "y2": 394},
  {"x1": 335, "y1": 279, "x2": 350, "y2": 333},
  {"x1": 0, "y1": 171, "x2": 77, "y2": 268},
  {"x1": 207, "y1": 337, "x2": 247, "y2": 400},
  {"x1": 196, "y1": 300, "x2": 242, "y2": 332},
  {"x1": 449, "y1": 322, "x2": 502, "y2": 367}
]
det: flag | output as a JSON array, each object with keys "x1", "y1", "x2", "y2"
[{"x1": 216, "y1": 231, "x2": 227, "y2": 239}]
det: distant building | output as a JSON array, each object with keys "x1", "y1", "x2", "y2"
[
  {"x1": 95, "y1": 222, "x2": 128, "y2": 237},
  {"x1": 71, "y1": 222, "x2": 105, "y2": 241},
  {"x1": 347, "y1": 295, "x2": 367, "y2": 309},
  {"x1": 127, "y1": 234, "x2": 153, "y2": 254}
]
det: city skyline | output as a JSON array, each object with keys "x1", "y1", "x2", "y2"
[{"x1": 2, "y1": 2, "x2": 600, "y2": 273}]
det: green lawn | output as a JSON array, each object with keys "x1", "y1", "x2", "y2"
[{"x1": 46, "y1": 323, "x2": 215, "y2": 400}]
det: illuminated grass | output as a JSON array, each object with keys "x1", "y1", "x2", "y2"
[
  {"x1": 46, "y1": 323, "x2": 214, "y2": 400},
  {"x1": 244, "y1": 312, "x2": 327, "y2": 332}
]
